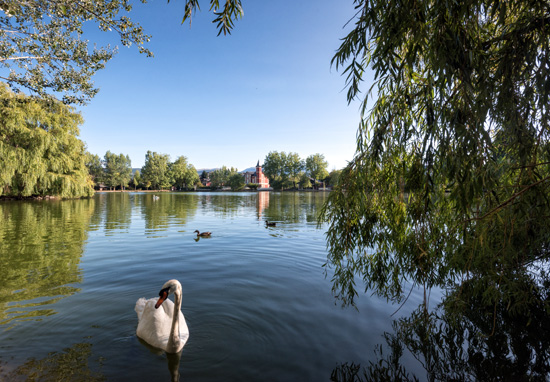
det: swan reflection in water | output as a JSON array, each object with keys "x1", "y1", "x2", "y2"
[
  {"x1": 136, "y1": 337, "x2": 184, "y2": 382},
  {"x1": 135, "y1": 279, "x2": 189, "y2": 381}
]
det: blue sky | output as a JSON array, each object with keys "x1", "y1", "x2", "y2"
[{"x1": 78, "y1": 0, "x2": 367, "y2": 171}]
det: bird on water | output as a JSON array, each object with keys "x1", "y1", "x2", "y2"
[{"x1": 135, "y1": 279, "x2": 189, "y2": 353}]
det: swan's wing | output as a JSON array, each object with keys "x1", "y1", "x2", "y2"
[
  {"x1": 135, "y1": 297, "x2": 149, "y2": 321},
  {"x1": 135, "y1": 297, "x2": 172, "y2": 320}
]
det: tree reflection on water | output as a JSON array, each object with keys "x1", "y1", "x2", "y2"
[
  {"x1": 0, "y1": 342, "x2": 104, "y2": 381},
  {"x1": 332, "y1": 273, "x2": 550, "y2": 381},
  {"x1": 0, "y1": 199, "x2": 95, "y2": 328}
]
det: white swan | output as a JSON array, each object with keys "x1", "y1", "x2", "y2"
[{"x1": 135, "y1": 279, "x2": 189, "y2": 353}]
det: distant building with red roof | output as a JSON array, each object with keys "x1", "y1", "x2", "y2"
[{"x1": 243, "y1": 161, "x2": 270, "y2": 189}]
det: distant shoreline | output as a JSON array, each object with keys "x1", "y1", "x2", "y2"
[
  {"x1": 1, "y1": 188, "x2": 330, "y2": 201},
  {"x1": 96, "y1": 188, "x2": 329, "y2": 193}
]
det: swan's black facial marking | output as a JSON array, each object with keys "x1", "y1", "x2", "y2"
[
  {"x1": 158, "y1": 287, "x2": 170, "y2": 297},
  {"x1": 155, "y1": 287, "x2": 170, "y2": 309}
]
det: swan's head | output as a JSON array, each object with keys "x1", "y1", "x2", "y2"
[
  {"x1": 155, "y1": 279, "x2": 182, "y2": 309},
  {"x1": 194, "y1": 230, "x2": 199, "y2": 234}
]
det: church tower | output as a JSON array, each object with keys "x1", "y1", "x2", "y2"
[
  {"x1": 243, "y1": 160, "x2": 270, "y2": 189},
  {"x1": 255, "y1": 160, "x2": 270, "y2": 189}
]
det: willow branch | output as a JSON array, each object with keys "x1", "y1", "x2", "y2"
[{"x1": 470, "y1": 176, "x2": 550, "y2": 221}]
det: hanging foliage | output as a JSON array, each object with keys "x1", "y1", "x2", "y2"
[
  {"x1": 321, "y1": 0, "x2": 550, "y2": 321},
  {"x1": 0, "y1": 84, "x2": 94, "y2": 198}
]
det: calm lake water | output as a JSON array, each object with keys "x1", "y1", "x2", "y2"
[{"x1": 0, "y1": 192, "x2": 424, "y2": 381}]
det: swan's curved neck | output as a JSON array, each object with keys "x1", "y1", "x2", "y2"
[{"x1": 168, "y1": 290, "x2": 181, "y2": 353}]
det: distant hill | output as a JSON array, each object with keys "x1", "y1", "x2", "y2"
[
  {"x1": 196, "y1": 167, "x2": 257, "y2": 174},
  {"x1": 196, "y1": 168, "x2": 219, "y2": 174},
  {"x1": 132, "y1": 167, "x2": 257, "y2": 175}
]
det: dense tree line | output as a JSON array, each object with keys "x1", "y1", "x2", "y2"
[
  {"x1": 208, "y1": 166, "x2": 242, "y2": 190},
  {"x1": 86, "y1": 150, "x2": 200, "y2": 191},
  {"x1": 85, "y1": 151, "x2": 132, "y2": 190},
  {"x1": 198, "y1": 156, "x2": 339, "y2": 191},
  {"x1": 84, "y1": 150, "x2": 337, "y2": 193},
  {"x1": 262, "y1": 152, "x2": 331, "y2": 190},
  {"x1": 141, "y1": 152, "x2": 199, "y2": 190}
]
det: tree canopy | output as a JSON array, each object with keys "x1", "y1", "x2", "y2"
[
  {"x1": 169, "y1": 155, "x2": 199, "y2": 190},
  {"x1": 132, "y1": 170, "x2": 141, "y2": 190},
  {"x1": 85, "y1": 152, "x2": 104, "y2": 185},
  {"x1": 321, "y1": 0, "x2": 550, "y2": 323},
  {"x1": 209, "y1": 166, "x2": 238, "y2": 189},
  {"x1": 263, "y1": 151, "x2": 332, "y2": 190},
  {"x1": 228, "y1": 172, "x2": 245, "y2": 190},
  {"x1": 305, "y1": 153, "x2": 328, "y2": 184},
  {"x1": 326, "y1": 169, "x2": 341, "y2": 187},
  {"x1": 0, "y1": 83, "x2": 93, "y2": 198},
  {"x1": 263, "y1": 151, "x2": 305, "y2": 190},
  {"x1": 0, "y1": 0, "x2": 152, "y2": 104},
  {"x1": 103, "y1": 151, "x2": 132, "y2": 190},
  {"x1": 141, "y1": 150, "x2": 171, "y2": 190}
]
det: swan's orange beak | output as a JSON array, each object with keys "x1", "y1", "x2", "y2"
[{"x1": 155, "y1": 289, "x2": 169, "y2": 309}]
